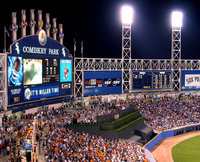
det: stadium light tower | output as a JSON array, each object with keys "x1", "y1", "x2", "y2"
[
  {"x1": 171, "y1": 11, "x2": 183, "y2": 91},
  {"x1": 121, "y1": 5, "x2": 133, "y2": 94}
]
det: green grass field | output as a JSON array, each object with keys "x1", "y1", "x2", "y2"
[{"x1": 172, "y1": 135, "x2": 200, "y2": 162}]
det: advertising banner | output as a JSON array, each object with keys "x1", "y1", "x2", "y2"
[
  {"x1": 8, "y1": 56, "x2": 23, "y2": 87},
  {"x1": 185, "y1": 75, "x2": 200, "y2": 87},
  {"x1": 181, "y1": 71, "x2": 200, "y2": 90},
  {"x1": 24, "y1": 85, "x2": 60, "y2": 101},
  {"x1": 84, "y1": 71, "x2": 122, "y2": 96},
  {"x1": 60, "y1": 59, "x2": 72, "y2": 82}
]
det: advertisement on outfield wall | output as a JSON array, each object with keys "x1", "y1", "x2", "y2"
[
  {"x1": 7, "y1": 33, "x2": 72, "y2": 107},
  {"x1": 84, "y1": 71, "x2": 122, "y2": 96},
  {"x1": 181, "y1": 70, "x2": 200, "y2": 90}
]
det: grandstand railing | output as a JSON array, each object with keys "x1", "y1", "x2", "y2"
[{"x1": 144, "y1": 123, "x2": 200, "y2": 150}]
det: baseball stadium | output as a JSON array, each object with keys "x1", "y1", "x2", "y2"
[{"x1": 0, "y1": 1, "x2": 200, "y2": 162}]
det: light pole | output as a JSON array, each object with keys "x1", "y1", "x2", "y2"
[
  {"x1": 171, "y1": 11, "x2": 183, "y2": 91},
  {"x1": 121, "y1": 6, "x2": 133, "y2": 94}
]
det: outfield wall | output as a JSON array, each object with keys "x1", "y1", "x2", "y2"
[{"x1": 145, "y1": 123, "x2": 200, "y2": 150}]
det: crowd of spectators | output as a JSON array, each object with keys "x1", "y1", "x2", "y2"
[
  {"x1": 136, "y1": 95, "x2": 200, "y2": 131},
  {"x1": 37, "y1": 104, "x2": 148, "y2": 161},
  {"x1": 0, "y1": 100, "x2": 148, "y2": 161},
  {"x1": 48, "y1": 100, "x2": 135, "y2": 125},
  {"x1": 2, "y1": 93, "x2": 200, "y2": 161},
  {"x1": 43, "y1": 127, "x2": 147, "y2": 161},
  {"x1": 0, "y1": 113, "x2": 35, "y2": 161}
]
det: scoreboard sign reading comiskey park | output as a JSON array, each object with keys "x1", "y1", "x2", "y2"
[{"x1": 7, "y1": 30, "x2": 72, "y2": 107}]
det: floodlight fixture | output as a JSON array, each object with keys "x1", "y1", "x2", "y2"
[
  {"x1": 171, "y1": 11, "x2": 183, "y2": 27},
  {"x1": 121, "y1": 6, "x2": 133, "y2": 24}
]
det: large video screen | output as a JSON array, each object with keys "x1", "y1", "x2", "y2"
[
  {"x1": 132, "y1": 71, "x2": 172, "y2": 90},
  {"x1": 84, "y1": 71, "x2": 122, "y2": 96},
  {"x1": 181, "y1": 70, "x2": 200, "y2": 90},
  {"x1": 23, "y1": 59, "x2": 43, "y2": 85}
]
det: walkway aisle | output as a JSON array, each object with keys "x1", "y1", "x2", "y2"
[
  {"x1": 32, "y1": 119, "x2": 36, "y2": 162},
  {"x1": 36, "y1": 124, "x2": 49, "y2": 162}
]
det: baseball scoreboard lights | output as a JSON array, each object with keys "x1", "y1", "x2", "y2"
[
  {"x1": 132, "y1": 71, "x2": 172, "y2": 90},
  {"x1": 7, "y1": 30, "x2": 72, "y2": 106}
]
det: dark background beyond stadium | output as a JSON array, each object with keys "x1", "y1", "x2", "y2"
[{"x1": 0, "y1": 0, "x2": 200, "y2": 60}]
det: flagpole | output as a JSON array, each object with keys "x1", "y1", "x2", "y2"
[
  {"x1": 81, "y1": 41, "x2": 83, "y2": 58},
  {"x1": 4, "y1": 26, "x2": 6, "y2": 53}
]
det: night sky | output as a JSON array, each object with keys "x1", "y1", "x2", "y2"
[{"x1": 0, "y1": 0, "x2": 200, "y2": 60}]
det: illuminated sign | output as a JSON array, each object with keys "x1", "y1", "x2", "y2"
[
  {"x1": 132, "y1": 71, "x2": 171, "y2": 89},
  {"x1": 60, "y1": 59, "x2": 72, "y2": 82},
  {"x1": 104, "y1": 78, "x2": 121, "y2": 87},
  {"x1": 185, "y1": 75, "x2": 200, "y2": 87},
  {"x1": 84, "y1": 71, "x2": 122, "y2": 96},
  {"x1": 181, "y1": 71, "x2": 200, "y2": 91},
  {"x1": 11, "y1": 35, "x2": 69, "y2": 57},
  {"x1": 7, "y1": 34, "x2": 72, "y2": 107},
  {"x1": 24, "y1": 86, "x2": 60, "y2": 100},
  {"x1": 85, "y1": 79, "x2": 103, "y2": 88},
  {"x1": 8, "y1": 56, "x2": 23, "y2": 87}
]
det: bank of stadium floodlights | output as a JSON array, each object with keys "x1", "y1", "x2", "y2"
[{"x1": 121, "y1": 6, "x2": 133, "y2": 94}]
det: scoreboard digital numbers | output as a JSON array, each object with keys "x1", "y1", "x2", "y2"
[
  {"x1": 43, "y1": 58, "x2": 59, "y2": 83},
  {"x1": 132, "y1": 71, "x2": 171, "y2": 90},
  {"x1": 153, "y1": 72, "x2": 171, "y2": 89},
  {"x1": 132, "y1": 72, "x2": 152, "y2": 89}
]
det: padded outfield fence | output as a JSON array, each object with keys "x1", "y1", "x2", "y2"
[{"x1": 144, "y1": 123, "x2": 200, "y2": 150}]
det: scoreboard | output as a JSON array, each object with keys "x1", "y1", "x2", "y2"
[
  {"x1": 7, "y1": 31, "x2": 72, "y2": 107},
  {"x1": 132, "y1": 71, "x2": 171, "y2": 90}
]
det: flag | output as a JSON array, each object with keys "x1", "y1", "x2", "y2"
[
  {"x1": 81, "y1": 41, "x2": 83, "y2": 57},
  {"x1": 4, "y1": 26, "x2": 10, "y2": 37},
  {"x1": 74, "y1": 38, "x2": 76, "y2": 54}
]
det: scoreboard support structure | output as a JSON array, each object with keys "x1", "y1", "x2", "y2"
[
  {"x1": 0, "y1": 53, "x2": 7, "y2": 111},
  {"x1": 74, "y1": 58, "x2": 200, "y2": 97},
  {"x1": 171, "y1": 26, "x2": 182, "y2": 91},
  {"x1": 122, "y1": 23, "x2": 132, "y2": 94}
]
